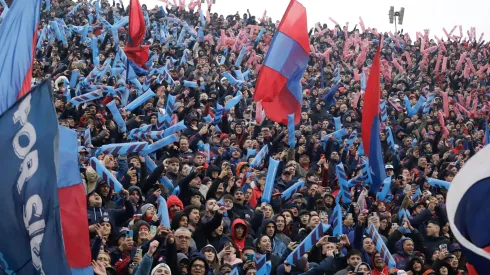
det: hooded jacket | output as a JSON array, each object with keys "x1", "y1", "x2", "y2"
[
  {"x1": 128, "y1": 185, "x2": 144, "y2": 213},
  {"x1": 171, "y1": 211, "x2": 189, "y2": 231},
  {"x1": 200, "y1": 245, "x2": 219, "y2": 275},
  {"x1": 87, "y1": 195, "x2": 134, "y2": 227},
  {"x1": 259, "y1": 219, "x2": 287, "y2": 256},
  {"x1": 193, "y1": 212, "x2": 223, "y2": 250},
  {"x1": 95, "y1": 178, "x2": 117, "y2": 209},
  {"x1": 406, "y1": 257, "x2": 426, "y2": 275},
  {"x1": 167, "y1": 195, "x2": 184, "y2": 220},
  {"x1": 230, "y1": 219, "x2": 254, "y2": 252},
  {"x1": 189, "y1": 252, "x2": 210, "y2": 275},
  {"x1": 392, "y1": 237, "x2": 414, "y2": 270}
]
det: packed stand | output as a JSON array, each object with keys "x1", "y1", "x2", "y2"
[{"x1": 31, "y1": 0, "x2": 490, "y2": 274}]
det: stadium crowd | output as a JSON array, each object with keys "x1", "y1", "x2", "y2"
[{"x1": 25, "y1": 0, "x2": 490, "y2": 274}]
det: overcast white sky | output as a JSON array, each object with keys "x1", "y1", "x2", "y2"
[{"x1": 136, "y1": 0, "x2": 489, "y2": 41}]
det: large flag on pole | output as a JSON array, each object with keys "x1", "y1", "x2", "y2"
[
  {"x1": 361, "y1": 38, "x2": 387, "y2": 194},
  {"x1": 0, "y1": 81, "x2": 71, "y2": 274},
  {"x1": 447, "y1": 144, "x2": 490, "y2": 275},
  {"x1": 127, "y1": 0, "x2": 145, "y2": 47},
  {"x1": 124, "y1": 0, "x2": 149, "y2": 69},
  {"x1": 0, "y1": 0, "x2": 41, "y2": 113},
  {"x1": 253, "y1": 0, "x2": 309, "y2": 125},
  {"x1": 57, "y1": 126, "x2": 93, "y2": 274}
]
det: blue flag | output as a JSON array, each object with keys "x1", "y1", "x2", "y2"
[
  {"x1": 426, "y1": 177, "x2": 451, "y2": 190},
  {"x1": 281, "y1": 181, "x2": 305, "y2": 202},
  {"x1": 285, "y1": 223, "x2": 330, "y2": 265},
  {"x1": 336, "y1": 163, "x2": 352, "y2": 203},
  {"x1": 367, "y1": 224, "x2": 396, "y2": 268},
  {"x1": 331, "y1": 203, "x2": 343, "y2": 237},
  {"x1": 377, "y1": 177, "x2": 392, "y2": 201},
  {"x1": 255, "y1": 254, "x2": 271, "y2": 275},
  {"x1": 288, "y1": 113, "x2": 296, "y2": 148},
  {"x1": 157, "y1": 196, "x2": 171, "y2": 228},
  {"x1": 0, "y1": 81, "x2": 71, "y2": 274},
  {"x1": 261, "y1": 158, "x2": 279, "y2": 204},
  {"x1": 250, "y1": 145, "x2": 268, "y2": 169}
]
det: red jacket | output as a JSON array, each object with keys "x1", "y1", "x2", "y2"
[{"x1": 372, "y1": 266, "x2": 390, "y2": 275}]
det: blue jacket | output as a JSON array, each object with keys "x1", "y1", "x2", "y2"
[{"x1": 392, "y1": 237, "x2": 413, "y2": 270}]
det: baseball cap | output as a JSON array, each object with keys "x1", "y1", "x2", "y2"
[{"x1": 385, "y1": 164, "x2": 394, "y2": 170}]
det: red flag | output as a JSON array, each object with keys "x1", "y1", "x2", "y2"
[
  {"x1": 124, "y1": 45, "x2": 150, "y2": 68},
  {"x1": 127, "y1": 0, "x2": 145, "y2": 47}
]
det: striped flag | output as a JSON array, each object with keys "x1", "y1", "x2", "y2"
[
  {"x1": 250, "y1": 145, "x2": 269, "y2": 169},
  {"x1": 69, "y1": 89, "x2": 104, "y2": 105},
  {"x1": 128, "y1": 124, "x2": 152, "y2": 140},
  {"x1": 285, "y1": 223, "x2": 330, "y2": 265},
  {"x1": 331, "y1": 203, "x2": 343, "y2": 237},
  {"x1": 255, "y1": 254, "x2": 271, "y2": 275},
  {"x1": 281, "y1": 181, "x2": 305, "y2": 201},
  {"x1": 214, "y1": 103, "x2": 224, "y2": 125},
  {"x1": 377, "y1": 176, "x2": 392, "y2": 201},
  {"x1": 385, "y1": 126, "x2": 396, "y2": 152},
  {"x1": 98, "y1": 142, "x2": 148, "y2": 156},
  {"x1": 156, "y1": 109, "x2": 166, "y2": 130},
  {"x1": 359, "y1": 156, "x2": 373, "y2": 186},
  {"x1": 336, "y1": 163, "x2": 352, "y2": 203},
  {"x1": 367, "y1": 224, "x2": 396, "y2": 268},
  {"x1": 89, "y1": 157, "x2": 124, "y2": 193},
  {"x1": 164, "y1": 95, "x2": 176, "y2": 128},
  {"x1": 344, "y1": 130, "x2": 358, "y2": 152},
  {"x1": 380, "y1": 99, "x2": 388, "y2": 122}
]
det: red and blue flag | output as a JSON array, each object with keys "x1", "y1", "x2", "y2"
[
  {"x1": 57, "y1": 126, "x2": 92, "y2": 275},
  {"x1": 124, "y1": 0, "x2": 149, "y2": 71},
  {"x1": 448, "y1": 145, "x2": 490, "y2": 275},
  {"x1": 253, "y1": 0, "x2": 309, "y2": 125},
  {"x1": 361, "y1": 39, "x2": 387, "y2": 194},
  {"x1": 0, "y1": 0, "x2": 41, "y2": 114}
]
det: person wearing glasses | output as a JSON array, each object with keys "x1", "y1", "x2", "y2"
[
  {"x1": 188, "y1": 254, "x2": 209, "y2": 275},
  {"x1": 175, "y1": 227, "x2": 198, "y2": 257}
]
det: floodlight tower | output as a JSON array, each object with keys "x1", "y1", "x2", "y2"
[{"x1": 388, "y1": 6, "x2": 405, "y2": 33}]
